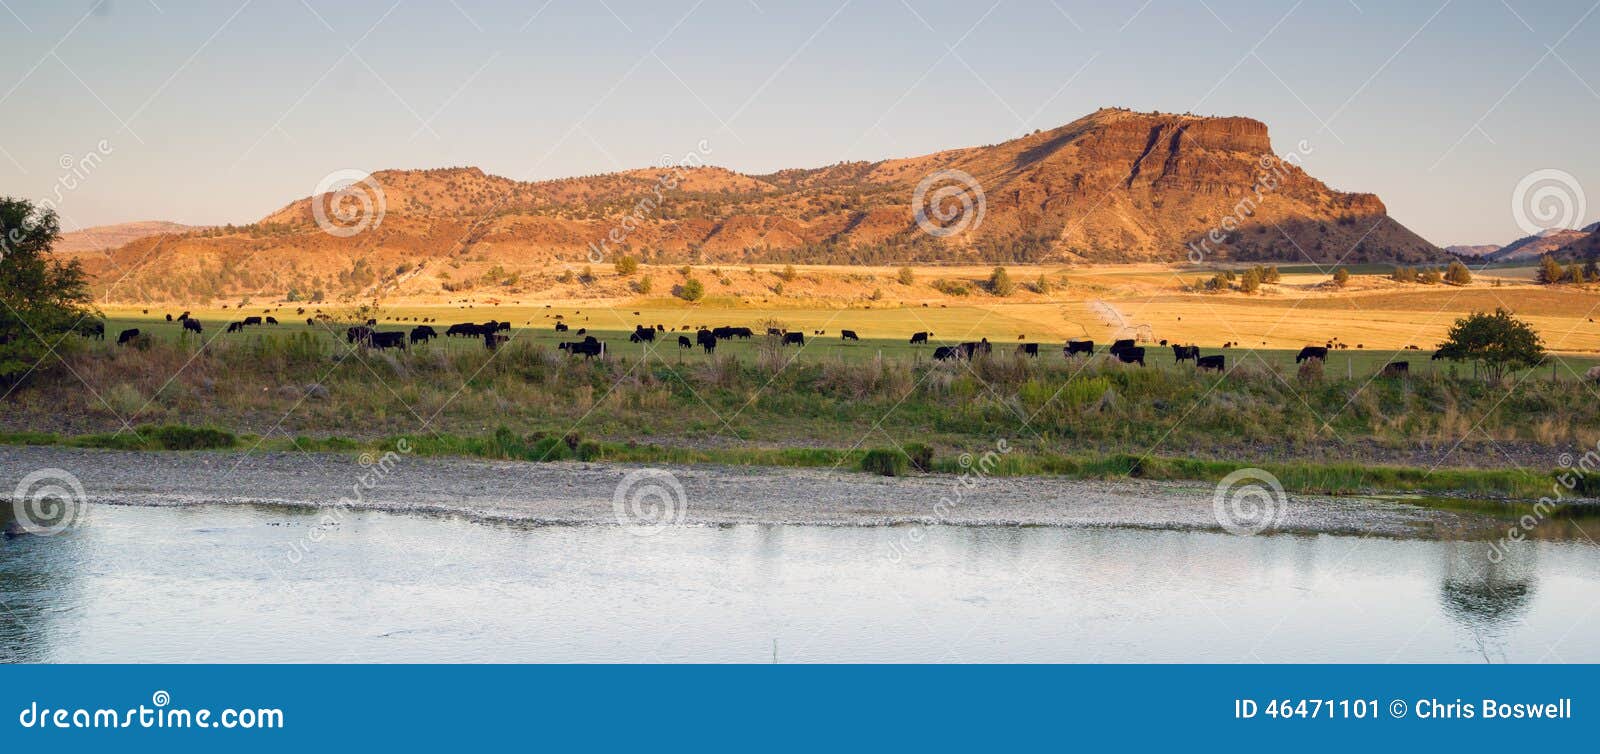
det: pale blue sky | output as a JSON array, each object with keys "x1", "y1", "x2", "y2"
[{"x1": 2, "y1": 0, "x2": 1597, "y2": 245}]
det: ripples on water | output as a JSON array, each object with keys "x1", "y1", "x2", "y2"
[{"x1": 1, "y1": 504, "x2": 1595, "y2": 663}]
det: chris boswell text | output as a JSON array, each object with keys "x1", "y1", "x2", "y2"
[{"x1": 1233, "y1": 697, "x2": 1573, "y2": 721}]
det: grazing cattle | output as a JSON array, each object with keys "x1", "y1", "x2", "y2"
[
  {"x1": 1196, "y1": 355, "x2": 1225, "y2": 372},
  {"x1": 1159, "y1": 339, "x2": 1167, "y2": 346},
  {"x1": 909, "y1": 331, "x2": 931, "y2": 345},
  {"x1": 446, "y1": 323, "x2": 480, "y2": 338},
  {"x1": 696, "y1": 329, "x2": 717, "y2": 351},
  {"x1": 493, "y1": 321, "x2": 511, "y2": 332},
  {"x1": 365, "y1": 318, "x2": 377, "y2": 326},
  {"x1": 484, "y1": 333, "x2": 508, "y2": 351},
  {"x1": 1065, "y1": 339, "x2": 1093, "y2": 357},
  {"x1": 1380, "y1": 361, "x2": 1409, "y2": 377},
  {"x1": 227, "y1": 321, "x2": 245, "y2": 334},
  {"x1": 116, "y1": 328, "x2": 141, "y2": 345},
  {"x1": 841, "y1": 329, "x2": 860, "y2": 341},
  {"x1": 766, "y1": 327, "x2": 784, "y2": 337},
  {"x1": 370, "y1": 332, "x2": 406, "y2": 350},
  {"x1": 243, "y1": 316, "x2": 263, "y2": 326},
  {"x1": 179, "y1": 311, "x2": 190, "y2": 320},
  {"x1": 555, "y1": 322, "x2": 568, "y2": 332},
  {"x1": 306, "y1": 318, "x2": 315, "y2": 326},
  {"x1": 783, "y1": 332, "x2": 805, "y2": 346},
  {"x1": 1108, "y1": 339, "x2": 1136, "y2": 356},
  {"x1": 559, "y1": 336, "x2": 605, "y2": 359},
  {"x1": 265, "y1": 316, "x2": 278, "y2": 325},
  {"x1": 958, "y1": 339, "x2": 991, "y2": 359},
  {"x1": 182, "y1": 318, "x2": 203, "y2": 335},
  {"x1": 1295, "y1": 346, "x2": 1329, "y2": 363},
  {"x1": 165, "y1": 313, "x2": 173, "y2": 322},
  {"x1": 629, "y1": 326, "x2": 657, "y2": 343},
  {"x1": 933, "y1": 346, "x2": 959, "y2": 360},
  {"x1": 1172, "y1": 345, "x2": 1200, "y2": 363},
  {"x1": 410, "y1": 326, "x2": 437, "y2": 345},
  {"x1": 656, "y1": 324, "x2": 666, "y2": 332},
  {"x1": 577, "y1": 328, "x2": 587, "y2": 336},
  {"x1": 732, "y1": 327, "x2": 753, "y2": 339},
  {"x1": 678, "y1": 335, "x2": 693, "y2": 349},
  {"x1": 1115, "y1": 347, "x2": 1146, "y2": 366},
  {"x1": 1016, "y1": 343, "x2": 1039, "y2": 357},
  {"x1": 77, "y1": 321, "x2": 105, "y2": 340}
]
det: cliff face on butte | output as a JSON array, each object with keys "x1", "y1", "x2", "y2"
[{"x1": 88, "y1": 108, "x2": 1442, "y2": 301}]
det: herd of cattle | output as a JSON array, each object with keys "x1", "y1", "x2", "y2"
[{"x1": 82, "y1": 312, "x2": 1422, "y2": 376}]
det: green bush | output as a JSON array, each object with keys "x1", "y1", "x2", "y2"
[
  {"x1": 903, "y1": 443, "x2": 934, "y2": 472},
  {"x1": 145, "y1": 424, "x2": 237, "y2": 450},
  {"x1": 861, "y1": 448, "x2": 910, "y2": 476},
  {"x1": 577, "y1": 441, "x2": 603, "y2": 461}
]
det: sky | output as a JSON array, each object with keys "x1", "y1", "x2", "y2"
[{"x1": 1, "y1": 0, "x2": 1598, "y2": 246}]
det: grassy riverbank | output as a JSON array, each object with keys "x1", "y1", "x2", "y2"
[{"x1": 1, "y1": 424, "x2": 1591, "y2": 504}]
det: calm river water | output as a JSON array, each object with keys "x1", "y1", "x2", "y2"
[{"x1": 1, "y1": 503, "x2": 1595, "y2": 662}]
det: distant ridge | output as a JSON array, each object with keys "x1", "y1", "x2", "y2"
[{"x1": 86, "y1": 108, "x2": 1445, "y2": 302}]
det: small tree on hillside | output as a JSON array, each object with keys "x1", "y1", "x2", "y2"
[
  {"x1": 1444, "y1": 260, "x2": 1472, "y2": 286},
  {"x1": 1238, "y1": 267, "x2": 1262, "y2": 294},
  {"x1": 675, "y1": 278, "x2": 705, "y2": 302},
  {"x1": 896, "y1": 266, "x2": 916, "y2": 286},
  {"x1": 615, "y1": 255, "x2": 639, "y2": 276},
  {"x1": 1332, "y1": 268, "x2": 1350, "y2": 287},
  {"x1": 988, "y1": 266, "x2": 1015, "y2": 296},
  {"x1": 1434, "y1": 308, "x2": 1544, "y2": 382},
  {"x1": 1538, "y1": 255, "x2": 1565, "y2": 285}
]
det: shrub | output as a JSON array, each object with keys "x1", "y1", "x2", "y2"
[
  {"x1": 931, "y1": 278, "x2": 971, "y2": 296},
  {"x1": 861, "y1": 448, "x2": 910, "y2": 476},
  {"x1": 903, "y1": 442, "x2": 934, "y2": 472},
  {"x1": 615, "y1": 256, "x2": 639, "y2": 276},
  {"x1": 1445, "y1": 260, "x2": 1472, "y2": 286},
  {"x1": 1297, "y1": 358, "x2": 1324, "y2": 385},
  {"x1": 988, "y1": 266, "x2": 1015, "y2": 296},
  {"x1": 144, "y1": 424, "x2": 237, "y2": 450},
  {"x1": 777, "y1": 264, "x2": 798, "y2": 282},
  {"x1": 675, "y1": 278, "x2": 705, "y2": 302},
  {"x1": 1332, "y1": 268, "x2": 1350, "y2": 287},
  {"x1": 577, "y1": 441, "x2": 603, "y2": 461},
  {"x1": 897, "y1": 266, "x2": 915, "y2": 286},
  {"x1": 632, "y1": 275, "x2": 653, "y2": 294}
]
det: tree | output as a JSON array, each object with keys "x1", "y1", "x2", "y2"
[
  {"x1": 0, "y1": 198, "x2": 96, "y2": 383},
  {"x1": 1033, "y1": 274, "x2": 1051, "y2": 294},
  {"x1": 1538, "y1": 255, "x2": 1565, "y2": 285},
  {"x1": 1262, "y1": 265, "x2": 1281, "y2": 284},
  {"x1": 896, "y1": 266, "x2": 916, "y2": 286},
  {"x1": 1391, "y1": 266, "x2": 1417, "y2": 283},
  {"x1": 1332, "y1": 268, "x2": 1350, "y2": 287},
  {"x1": 1585, "y1": 258, "x2": 1599, "y2": 282},
  {"x1": 1419, "y1": 268, "x2": 1443, "y2": 285},
  {"x1": 614, "y1": 255, "x2": 639, "y2": 276},
  {"x1": 988, "y1": 266, "x2": 1015, "y2": 296},
  {"x1": 1434, "y1": 308, "x2": 1545, "y2": 382},
  {"x1": 675, "y1": 278, "x2": 705, "y2": 302},
  {"x1": 777, "y1": 264, "x2": 798, "y2": 282},
  {"x1": 1568, "y1": 261, "x2": 1586, "y2": 285},
  {"x1": 1239, "y1": 267, "x2": 1262, "y2": 293},
  {"x1": 1444, "y1": 260, "x2": 1472, "y2": 286}
]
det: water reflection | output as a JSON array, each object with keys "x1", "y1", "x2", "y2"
[{"x1": 1, "y1": 504, "x2": 1597, "y2": 663}]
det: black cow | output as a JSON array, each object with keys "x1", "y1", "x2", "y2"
[
  {"x1": 678, "y1": 335, "x2": 693, "y2": 349},
  {"x1": 1109, "y1": 339, "x2": 1136, "y2": 356},
  {"x1": 933, "y1": 346, "x2": 959, "y2": 360},
  {"x1": 696, "y1": 329, "x2": 717, "y2": 352},
  {"x1": 1196, "y1": 355, "x2": 1225, "y2": 372},
  {"x1": 559, "y1": 336, "x2": 605, "y2": 359},
  {"x1": 766, "y1": 327, "x2": 784, "y2": 336},
  {"x1": 732, "y1": 327, "x2": 753, "y2": 339},
  {"x1": 630, "y1": 326, "x2": 657, "y2": 343},
  {"x1": 306, "y1": 318, "x2": 315, "y2": 326},
  {"x1": 1115, "y1": 347, "x2": 1146, "y2": 366},
  {"x1": 116, "y1": 328, "x2": 140, "y2": 345},
  {"x1": 77, "y1": 321, "x2": 105, "y2": 340},
  {"x1": 1065, "y1": 339, "x2": 1094, "y2": 357},
  {"x1": 182, "y1": 318, "x2": 203, "y2": 335},
  {"x1": 179, "y1": 311, "x2": 190, "y2": 321},
  {"x1": 958, "y1": 339, "x2": 991, "y2": 359},
  {"x1": 410, "y1": 326, "x2": 437, "y2": 345},
  {"x1": 484, "y1": 333, "x2": 508, "y2": 351},
  {"x1": 1016, "y1": 343, "x2": 1039, "y2": 357},
  {"x1": 1381, "y1": 361, "x2": 1409, "y2": 377},
  {"x1": 227, "y1": 321, "x2": 245, "y2": 334},
  {"x1": 446, "y1": 323, "x2": 478, "y2": 338},
  {"x1": 712, "y1": 326, "x2": 734, "y2": 340},
  {"x1": 909, "y1": 331, "x2": 931, "y2": 345},
  {"x1": 783, "y1": 332, "x2": 805, "y2": 346},
  {"x1": 1172, "y1": 345, "x2": 1200, "y2": 363},
  {"x1": 1295, "y1": 346, "x2": 1329, "y2": 363},
  {"x1": 265, "y1": 316, "x2": 278, "y2": 325},
  {"x1": 165, "y1": 313, "x2": 173, "y2": 322},
  {"x1": 841, "y1": 329, "x2": 860, "y2": 341},
  {"x1": 555, "y1": 322, "x2": 569, "y2": 332},
  {"x1": 370, "y1": 331, "x2": 406, "y2": 350},
  {"x1": 243, "y1": 316, "x2": 263, "y2": 326}
]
